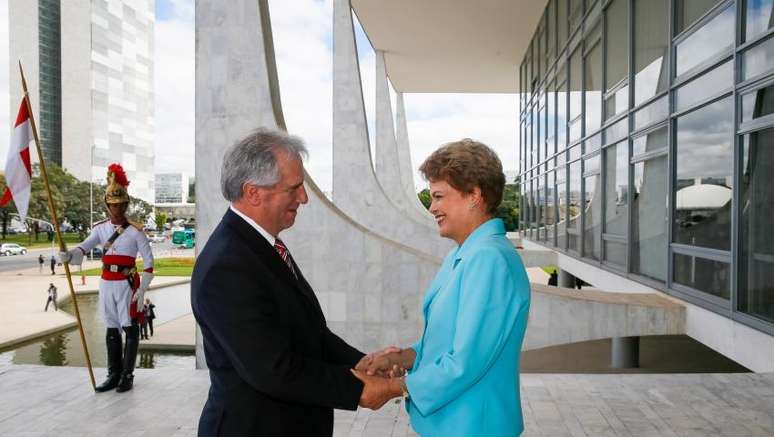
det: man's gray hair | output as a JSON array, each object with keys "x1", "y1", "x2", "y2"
[{"x1": 220, "y1": 128, "x2": 308, "y2": 202}]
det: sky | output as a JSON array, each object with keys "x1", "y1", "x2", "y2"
[{"x1": 0, "y1": 0, "x2": 518, "y2": 193}]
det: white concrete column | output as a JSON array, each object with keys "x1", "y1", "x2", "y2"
[
  {"x1": 611, "y1": 337, "x2": 640, "y2": 368},
  {"x1": 195, "y1": 0, "x2": 442, "y2": 366},
  {"x1": 332, "y1": 0, "x2": 452, "y2": 259},
  {"x1": 374, "y1": 51, "x2": 434, "y2": 227},
  {"x1": 395, "y1": 92, "x2": 437, "y2": 223}
]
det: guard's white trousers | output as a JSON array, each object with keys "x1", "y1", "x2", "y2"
[{"x1": 98, "y1": 279, "x2": 133, "y2": 328}]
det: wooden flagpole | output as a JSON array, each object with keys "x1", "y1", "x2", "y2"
[{"x1": 19, "y1": 61, "x2": 96, "y2": 391}]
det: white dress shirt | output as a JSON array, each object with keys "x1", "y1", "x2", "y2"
[{"x1": 229, "y1": 205, "x2": 276, "y2": 246}]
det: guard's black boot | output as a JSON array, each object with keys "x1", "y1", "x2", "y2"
[
  {"x1": 116, "y1": 324, "x2": 139, "y2": 393},
  {"x1": 95, "y1": 328, "x2": 123, "y2": 392}
]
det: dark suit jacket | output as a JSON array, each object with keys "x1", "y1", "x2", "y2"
[{"x1": 191, "y1": 209, "x2": 365, "y2": 436}]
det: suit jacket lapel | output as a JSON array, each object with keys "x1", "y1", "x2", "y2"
[{"x1": 223, "y1": 210, "x2": 323, "y2": 320}]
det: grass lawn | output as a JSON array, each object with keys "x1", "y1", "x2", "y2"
[
  {"x1": 0, "y1": 232, "x2": 82, "y2": 249},
  {"x1": 541, "y1": 265, "x2": 558, "y2": 275},
  {"x1": 80, "y1": 257, "x2": 194, "y2": 277}
]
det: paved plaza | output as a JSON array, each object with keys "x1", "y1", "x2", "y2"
[{"x1": 0, "y1": 364, "x2": 772, "y2": 436}]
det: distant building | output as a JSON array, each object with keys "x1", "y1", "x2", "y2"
[
  {"x1": 9, "y1": 0, "x2": 156, "y2": 202},
  {"x1": 155, "y1": 173, "x2": 189, "y2": 204}
]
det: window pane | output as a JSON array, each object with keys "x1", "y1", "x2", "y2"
[
  {"x1": 741, "y1": 83, "x2": 774, "y2": 123},
  {"x1": 568, "y1": 160, "x2": 582, "y2": 251},
  {"x1": 605, "y1": 84, "x2": 629, "y2": 120},
  {"x1": 674, "y1": 97, "x2": 733, "y2": 251},
  {"x1": 745, "y1": 0, "x2": 774, "y2": 42},
  {"x1": 586, "y1": 132, "x2": 602, "y2": 154},
  {"x1": 741, "y1": 36, "x2": 774, "y2": 81},
  {"x1": 547, "y1": 86, "x2": 557, "y2": 155},
  {"x1": 537, "y1": 176, "x2": 546, "y2": 240},
  {"x1": 604, "y1": 117, "x2": 628, "y2": 144},
  {"x1": 604, "y1": 240, "x2": 627, "y2": 267},
  {"x1": 634, "y1": 0, "x2": 669, "y2": 106},
  {"x1": 558, "y1": 77, "x2": 568, "y2": 151},
  {"x1": 558, "y1": 0, "x2": 569, "y2": 49},
  {"x1": 633, "y1": 125, "x2": 668, "y2": 157},
  {"x1": 546, "y1": 170, "x2": 557, "y2": 240},
  {"x1": 585, "y1": 41, "x2": 603, "y2": 133},
  {"x1": 605, "y1": 0, "x2": 628, "y2": 91},
  {"x1": 675, "y1": 60, "x2": 733, "y2": 112},
  {"x1": 675, "y1": 4, "x2": 735, "y2": 78},
  {"x1": 675, "y1": 0, "x2": 723, "y2": 34},
  {"x1": 584, "y1": 174, "x2": 602, "y2": 260},
  {"x1": 605, "y1": 141, "x2": 629, "y2": 235},
  {"x1": 673, "y1": 254, "x2": 731, "y2": 299},
  {"x1": 570, "y1": 47, "x2": 583, "y2": 120},
  {"x1": 569, "y1": 144, "x2": 582, "y2": 161},
  {"x1": 584, "y1": 153, "x2": 600, "y2": 173},
  {"x1": 557, "y1": 170, "x2": 568, "y2": 248},
  {"x1": 633, "y1": 95, "x2": 668, "y2": 131},
  {"x1": 632, "y1": 155, "x2": 668, "y2": 281},
  {"x1": 570, "y1": 0, "x2": 584, "y2": 31},
  {"x1": 547, "y1": 0, "x2": 556, "y2": 62},
  {"x1": 740, "y1": 128, "x2": 774, "y2": 323}
]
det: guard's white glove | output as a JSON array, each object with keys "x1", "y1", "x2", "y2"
[
  {"x1": 58, "y1": 248, "x2": 84, "y2": 266},
  {"x1": 139, "y1": 271, "x2": 154, "y2": 292},
  {"x1": 131, "y1": 272, "x2": 154, "y2": 308}
]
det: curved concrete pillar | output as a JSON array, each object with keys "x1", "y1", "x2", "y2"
[
  {"x1": 396, "y1": 92, "x2": 438, "y2": 222},
  {"x1": 196, "y1": 0, "x2": 442, "y2": 367},
  {"x1": 332, "y1": 0, "x2": 452, "y2": 259},
  {"x1": 374, "y1": 51, "x2": 435, "y2": 228}
]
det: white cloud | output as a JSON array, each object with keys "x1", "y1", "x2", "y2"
[
  {"x1": 153, "y1": 1, "x2": 194, "y2": 179},
  {"x1": 405, "y1": 93, "x2": 518, "y2": 190}
]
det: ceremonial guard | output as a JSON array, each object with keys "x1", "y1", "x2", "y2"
[{"x1": 60, "y1": 164, "x2": 154, "y2": 392}]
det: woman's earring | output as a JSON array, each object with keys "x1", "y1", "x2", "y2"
[{"x1": 469, "y1": 203, "x2": 476, "y2": 210}]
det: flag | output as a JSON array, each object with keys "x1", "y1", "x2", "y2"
[{"x1": 0, "y1": 97, "x2": 33, "y2": 220}]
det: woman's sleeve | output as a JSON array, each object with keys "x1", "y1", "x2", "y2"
[{"x1": 406, "y1": 247, "x2": 527, "y2": 416}]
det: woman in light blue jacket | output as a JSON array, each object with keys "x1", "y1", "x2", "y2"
[{"x1": 354, "y1": 139, "x2": 531, "y2": 436}]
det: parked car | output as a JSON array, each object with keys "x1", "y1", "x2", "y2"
[
  {"x1": 148, "y1": 233, "x2": 166, "y2": 243},
  {"x1": 0, "y1": 243, "x2": 27, "y2": 256}
]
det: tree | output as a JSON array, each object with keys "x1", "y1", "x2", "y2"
[
  {"x1": 496, "y1": 183, "x2": 520, "y2": 231},
  {"x1": 155, "y1": 212, "x2": 168, "y2": 231}
]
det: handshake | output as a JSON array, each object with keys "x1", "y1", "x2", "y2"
[{"x1": 350, "y1": 346, "x2": 416, "y2": 410}]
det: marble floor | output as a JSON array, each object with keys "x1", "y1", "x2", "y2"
[{"x1": 1, "y1": 364, "x2": 773, "y2": 436}]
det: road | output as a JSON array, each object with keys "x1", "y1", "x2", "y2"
[
  {"x1": 0, "y1": 239, "x2": 191, "y2": 273},
  {"x1": 0, "y1": 247, "x2": 58, "y2": 273}
]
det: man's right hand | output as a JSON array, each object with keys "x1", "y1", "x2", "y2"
[
  {"x1": 58, "y1": 248, "x2": 84, "y2": 266},
  {"x1": 350, "y1": 369, "x2": 401, "y2": 410},
  {"x1": 354, "y1": 346, "x2": 400, "y2": 376}
]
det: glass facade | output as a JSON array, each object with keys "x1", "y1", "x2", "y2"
[
  {"x1": 519, "y1": 0, "x2": 774, "y2": 335},
  {"x1": 38, "y1": 0, "x2": 61, "y2": 166}
]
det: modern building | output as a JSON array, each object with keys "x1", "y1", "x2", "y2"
[
  {"x1": 9, "y1": 0, "x2": 156, "y2": 203},
  {"x1": 518, "y1": 0, "x2": 774, "y2": 367},
  {"x1": 155, "y1": 172, "x2": 189, "y2": 204}
]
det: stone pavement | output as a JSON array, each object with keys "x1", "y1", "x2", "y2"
[
  {"x1": 0, "y1": 263, "x2": 189, "y2": 350},
  {"x1": 1, "y1": 364, "x2": 772, "y2": 436}
]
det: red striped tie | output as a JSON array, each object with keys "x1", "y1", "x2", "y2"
[{"x1": 274, "y1": 239, "x2": 297, "y2": 278}]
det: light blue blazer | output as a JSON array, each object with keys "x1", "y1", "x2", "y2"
[{"x1": 406, "y1": 218, "x2": 531, "y2": 436}]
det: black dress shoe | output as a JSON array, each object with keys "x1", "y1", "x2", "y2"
[
  {"x1": 115, "y1": 374, "x2": 134, "y2": 392},
  {"x1": 95, "y1": 374, "x2": 121, "y2": 392}
]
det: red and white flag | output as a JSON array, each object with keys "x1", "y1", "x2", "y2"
[{"x1": 0, "y1": 98, "x2": 33, "y2": 220}]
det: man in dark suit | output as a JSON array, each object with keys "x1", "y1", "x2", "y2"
[{"x1": 192, "y1": 129, "x2": 394, "y2": 436}]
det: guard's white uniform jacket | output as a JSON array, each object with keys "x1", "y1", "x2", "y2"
[{"x1": 77, "y1": 219, "x2": 154, "y2": 328}]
